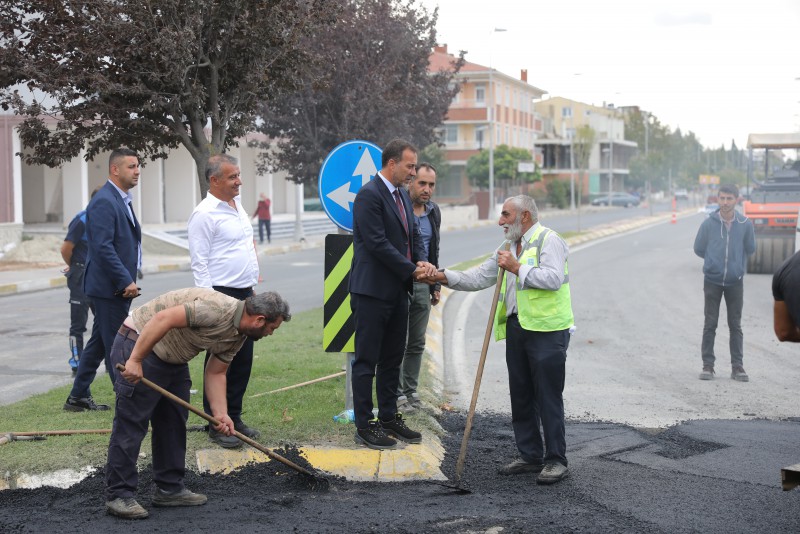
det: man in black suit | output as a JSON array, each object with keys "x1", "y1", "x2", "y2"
[
  {"x1": 349, "y1": 139, "x2": 436, "y2": 450},
  {"x1": 64, "y1": 148, "x2": 142, "y2": 412}
]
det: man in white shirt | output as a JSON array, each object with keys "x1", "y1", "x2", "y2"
[{"x1": 188, "y1": 154, "x2": 261, "y2": 448}]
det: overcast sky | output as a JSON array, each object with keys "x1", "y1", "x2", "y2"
[{"x1": 421, "y1": 0, "x2": 800, "y2": 150}]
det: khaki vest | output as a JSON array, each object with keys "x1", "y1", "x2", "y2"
[{"x1": 494, "y1": 225, "x2": 574, "y2": 340}]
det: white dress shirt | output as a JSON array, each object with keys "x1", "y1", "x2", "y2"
[{"x1": 187, "y1": 191, "x2": 259, "y2": 289}]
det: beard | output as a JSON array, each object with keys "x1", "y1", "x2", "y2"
[{"x1": 504, "y1": 214, "x2": 524, "y2": 242}]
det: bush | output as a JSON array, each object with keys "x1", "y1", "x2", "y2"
[{"x1": 546, "y1": 179, "x2": 570, "y2": 209}]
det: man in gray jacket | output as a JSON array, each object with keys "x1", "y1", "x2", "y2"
[{"x1": 693, "y1": 184, "x2": 756, "y2": 381}]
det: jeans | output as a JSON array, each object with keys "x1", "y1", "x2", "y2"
[
  {"x1": 66, "y1": 264, "x2": 93, "y2": 354},
  {"x1": 701, "y1": 279, "x2": 744, "y2": 367},
  {"x1": 398, "y1": 282, "x2": 432, "y2": 397},
  {"x1": 257, "y1": 219, "x2": 271, "y2": 243}
]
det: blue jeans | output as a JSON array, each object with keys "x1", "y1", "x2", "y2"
[
  {"x1": 398, "y1": 282, "x2": 432, "y2": 397},
  {"x1": 702, "y1": 279, "x2": 744, "y2": 367}
]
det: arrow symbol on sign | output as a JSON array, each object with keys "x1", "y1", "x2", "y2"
[
  {"x1": 353, "y1": 149, "x2": 377, "y2": 187},
  {"x1": 327, "y1": 181, "x2": 357, "y2": 211}
]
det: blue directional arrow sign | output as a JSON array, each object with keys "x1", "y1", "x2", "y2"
[{"x1": 318, "y1": 140, "x2": 382, "y2": 232}]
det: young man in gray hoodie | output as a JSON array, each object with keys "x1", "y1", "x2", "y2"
[{"x1": 693, "y1": 184, "x2": 756, "y2": 381}]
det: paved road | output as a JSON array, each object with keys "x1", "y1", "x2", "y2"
[{"x1": 0, "y1": 202, "x2": 676, "y2": 406}]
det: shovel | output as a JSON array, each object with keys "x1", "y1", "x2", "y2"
[
  {"x1": 433, "y1": 243, "x2": 509, "y2": 494},
  {"x1": 115, "y1": 364, "x2": 329, "y2": 491}
]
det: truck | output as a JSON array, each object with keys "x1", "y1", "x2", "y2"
[{"x1": 743, "y1": 133, "x2": 800, "y2": 273}]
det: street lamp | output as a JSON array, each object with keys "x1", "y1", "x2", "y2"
[{"x1": 487, "y1": 27, "x2": 506, "y2": 219}]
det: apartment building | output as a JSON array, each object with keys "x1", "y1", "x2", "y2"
[
  {"x1": 428, "y1": 45, "x2": 546, "y2": 206},
  {"x1": 533, "y1": 96, "x2": 638, "y2": 200}
]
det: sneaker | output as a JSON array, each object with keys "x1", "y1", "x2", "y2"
[
  {"x1": 498, "y1": 459, "x2": 545, "y2": 475},
  {"x1": 699, "y1": 365, "x2": 715, "y2": 380},
  {"x1": 731, "y1": 365, "x2": 749, "y2": 382},
  {"x1": 209, "y1": 427, "x2": 242, "y2": 449},
  {"x1": 151, "y1": 487, "x2": 207, "y2": 507},
  {"x1": 408, "y1": 393, "x2": 422, "y2": 408},
  {"x1": 233, "y1": 420, "x2": 261, "y2": 439},
  {"x1": 380, "y1": 413, "x2": 422, "y2": 444},
  {"x1": 354, "y1": 420, "x2": 398, "y2": 450},
  {"x1": 536, "y1": 463, "x2": 569, "y2": 485},
  {"x1": 64, "y1": 395, "x2": 110, "y2": 412},
  {"x1": 106, "y1": 497, "x2": 148, "y2": 519}
]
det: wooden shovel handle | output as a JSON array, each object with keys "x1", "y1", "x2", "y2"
[{"x1": 114, "y1": 364, "x2": 316, "y2": 478}]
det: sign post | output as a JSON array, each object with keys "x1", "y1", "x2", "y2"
[{"x1": 318, "y1": 140, "x2": 382, "y2": 422}]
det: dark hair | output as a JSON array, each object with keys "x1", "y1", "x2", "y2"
[
  {"x1": 381, "y1": 139, "x2": 417, "y2": 168},
  {"x1": 415, "y1": 162, "x2": 437, "y2": 174},
  {"x1": 719, "y1": 184, "x2": 739, "y2": 198},
  {"x1": 205, "y1": 154, "x2": 239, "y2": 183},
  {"x1": 246, "y1": 291, "x2": 291, "y2": 323},
  {"x1": 109, "y1": 148, "x2": 139, "y2": 171}
]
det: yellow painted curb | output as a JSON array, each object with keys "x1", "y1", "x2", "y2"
[{"x1": 195, "y1": 436, "x2": 447, "y2": 482}]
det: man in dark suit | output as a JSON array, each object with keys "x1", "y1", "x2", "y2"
[
  {"x1": 64, "y1": 148, "x2": 142, "y2": 412},
  {"x1": 349, "y1": 138, "x2": 436, "y2": 450}
]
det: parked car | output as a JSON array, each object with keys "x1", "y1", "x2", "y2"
[
  {"x1": 674, "y1": 188, "x2": 689, "y2": 199},
  {"x1": 590, "y1": 192, "x2": 641, "y2": 207},
  {"x1": 700, "y1": 203, "x2": 719, "y2": 217}
]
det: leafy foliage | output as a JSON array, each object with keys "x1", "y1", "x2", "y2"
[
  {"x1": 256, "y1": 0, "x2": 463, "y2": 185},
  {"x1": 0, "y1": 0, "x2": 336, "y2": 196},
  {"x1": 465, "y1": 145, "x2": 537, "y2": 189},
  {"x1": 419, "y1": 143, "x2": 451, "y2": 179},
  {"x1": 573, "y1": 125, "x2": 596, "y2": 204}
]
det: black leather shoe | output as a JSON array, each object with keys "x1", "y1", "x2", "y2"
[
  {"x1": 233, "y1": 420, "x2": 261, "y2": 439},
  {"x1": 152, "y1": 487, "x2": 207, "y2": 507},
  {"x1": 498, "y1": 459, "x2": 544, "y2": 475},
  {"x1": 380, "y1": 413, "x2": 422, "y2": 444},
  {"x1": 354, "y1": 420, "x2": 398, "y2": 450},
  {"x1": 209, "y1": 427, "x2": 242, "y2": 449},
  {"x1": 64, "y1": 395, "x2": 110, "y2": 412}
]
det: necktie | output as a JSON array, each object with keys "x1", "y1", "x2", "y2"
[
  {"x1": 393, "y1": 190, "x2": 411, "y2": 260},
  {"x1": 516, "y1": 240, "x2": 522, "y2": 257}
]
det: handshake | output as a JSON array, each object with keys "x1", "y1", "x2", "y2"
[{"x1": 413, "y1": 261, "x2": 446, "y2": 285}]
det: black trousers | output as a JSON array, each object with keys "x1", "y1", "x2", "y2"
[
  {"x1": 505, "y1": 315, "x2": 570, "y2": 466},
  {"x1": 105, "y1": 332, "x2": 190, "y2": 500},
  {"x1": 202, "y1": 286, "x2": 254, "y2": 422},
  {"x1": 350, "y1": 292, "x2": 409, "y2": 429},
  {"x1": 66, "y1": 263, "x2": 93, "y2": 353}
]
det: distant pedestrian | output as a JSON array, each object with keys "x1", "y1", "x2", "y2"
[
  {"x1": 105, "y1": 288, "x2": 290, "y2": 519},
  {"x1": 188, "y1": 154, "x2": 261, "y2": 448},
  {"x1": 64, "y1": 148, "x2": 142, "y2": 412},
  {"x1": 252, "y1": 193, "x2": 272, "y2": 244},
  {"x1": 693, "y1": 183, "x2": 755, "y2": 381},
  {"x1": 61, "y1": 186, "x2": 100, "y2": 374},
  {"x1": 397, "y1": 162, "x2": 441, "y2": 413},
  {"x1": 772, "y1": 251, "x2": 800, "y2": 342}
]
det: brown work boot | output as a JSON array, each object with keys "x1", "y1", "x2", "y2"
[{"x1": 106, "y1": 497, "x2": 148, "y2": 519}]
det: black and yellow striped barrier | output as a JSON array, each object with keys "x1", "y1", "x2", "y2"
[{"x1": 323, "y1": 234, "x2": 355, "y2": 352}]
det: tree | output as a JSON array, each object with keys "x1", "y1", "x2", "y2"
[
  {"x1": 0, "y1": 0, "x2": 336, "y2": 197},
  {"x1": 573, "y1": 125, "x2": 596, "y2": 204},
  {"x1": 257, "y1": 0, "x2": 463, "y2": 185},
  {"x1": 465, "y1": 145, "x2": 537, "y2": 189},
  {"x1": 419, "y1": 143, "x2": 451, "y2": 180}
]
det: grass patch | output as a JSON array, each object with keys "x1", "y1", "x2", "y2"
[
  {"x1": 0, "y1": 308, "x2": 371, "y2": 475},
  {"x1": 0, "y1": 307, "x2": 444, "y2": 476}
]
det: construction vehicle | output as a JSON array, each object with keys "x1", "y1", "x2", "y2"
[{"x1": 743, "y1": 133, "x2": 800, "y2": 274}]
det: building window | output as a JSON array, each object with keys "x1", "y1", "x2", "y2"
[
  {"x1": 438, "y1": 166, "x2": 463, "y2": 197},
  {"x1": 445, "y1": 125, "x2": 458, "y2": 144},
  {"x1": 475, "y1": 85, "x2": 485, "y2": 104},
  {"x1": 475, "y1": 128, "x2": 484, "y2": 148},
  {"x1": 562, "y1": 106, "x2": 572, "y2": 118}
]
